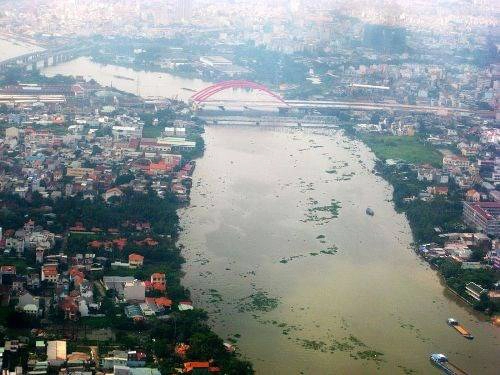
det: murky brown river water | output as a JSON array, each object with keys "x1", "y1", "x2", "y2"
[{"x1": 179, "y1": 126, "x2": 499, "y2": 375}]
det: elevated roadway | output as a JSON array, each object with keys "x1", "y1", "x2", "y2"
[{"x1": 196, "y1": 99, "x2": 473, "y2": 116}]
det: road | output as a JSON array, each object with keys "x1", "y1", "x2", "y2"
[{"x1": 197, "y1": 98, "x2": 474, "y2": 115}]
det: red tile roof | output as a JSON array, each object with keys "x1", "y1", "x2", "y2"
[{"x1": 129, "y1": 253, "x2": 144, "y2": 262}]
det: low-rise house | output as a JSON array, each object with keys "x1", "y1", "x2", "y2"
[
  {"x1": 102, "y1": 350, "x2": 128, "y2": 369},
  {"x1": 22, "y1": 303, "x2": 39, "y2": 316},
  {"x1": 139, "y1": 301, "x2": 159, "y2": 316},
  {"x1": 178, "y1": 301, "x2": 194, "y2": 311},
  {"x1": 149, "y1": 273, "x2": 166, "y2": 292},
  {"x1": 59, "y1": 296, "x2": 79, "y2": 320},
  {"x1": 465, "y1": 282, "x2": 488, "y2": 301},
  {"x1": 183, "y1": 361, "x2": 220, "y2": 374},
  {"x1": 103, "y1": 276, "x2": 135, "y2": 297},
  {"x1": 465, "y1": 189, "x2": 481, "y2": 202},
  {"x1": 123, "y1": 280, "x2": 145, "y2": 302},
  {"x1": 17, "y1": 291, "x2": 40, "y2": 312},
  {"x1": 443, "y1": 155, "x2": 470, "y2": 171},
  {"x1": 418, "y1": 165, "x2": 436, "y2": 182},
  {"x1": 47, "y1": 340, "x2": 67, "y2": 367},
  {"x1": 41, "y1": 265, "x2": 59, "y2": 283},
  {"x1": 427, "y1": 186, "x2": 448, "y2": 196},
  {"x1": 27, "y1": 273, "x2": 41, "y2": 289},
  {"x1": 5, "y1": 238, "x2": 24, "y2": 256},
  {"x1": 127, "y1": 350, "x2": 147, "y2": 368},
  {"x1": 153, "y1": 296, "x2": 172, "y2": 311},
  {"x1": 0, "y1": 265, "x2": 16, "y2": 285},
  {"x1": 103, "y1": 187, "x2": 124, "y2": 202},
  {"x1": 128, "y1": 253, "x2": 144, "y2": 268}
]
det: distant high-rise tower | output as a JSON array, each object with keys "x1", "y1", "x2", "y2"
[
  {"x1": 289, "y1": 0, "x2": 301, "y2": 14},
  {"x1": 175, "y1": 0, "x2": 193, "y2": 23}
]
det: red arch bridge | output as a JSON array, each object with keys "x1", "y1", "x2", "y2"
[
  {"x1": 190, "y1": 80, "x2": 286, "y2": 104},
  {"x1": 190, "y1": 80, "x2": 474, "y2": 116}
]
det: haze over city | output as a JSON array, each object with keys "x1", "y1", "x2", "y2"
[{"x1": 0, "y1": 1, "x2": 498, "y2": 374}]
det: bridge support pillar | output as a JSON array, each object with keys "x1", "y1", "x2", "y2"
[
  {"x1": 43, "y1": 58, "x2": 49, "y2": 68},
  {"x1": 31, "y1": 62, "x2": 37, "y2": 71}
]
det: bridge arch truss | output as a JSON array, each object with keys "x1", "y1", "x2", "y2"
[{"x1": 191, "y1": 80, "x2": 286, "y2": 104}]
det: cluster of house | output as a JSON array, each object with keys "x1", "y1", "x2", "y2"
[
  {"x1": 419, "y1": 232, "x2": 500, "y2": 303},
  {"x1": 0, "y1": 213, "x2": 199, "y2": 323},
  {"x1": 0, "y1": 82, "x2": 198, "y2": 204},
  {"x1": 102, "y1": 272, "x2": 193, "y2": 321},
  {"x1": 414, "y1": 146, "x2": 500, "y2": 237},
  {"x1": 0, "y1": 337, "x2": 222, "y2": 374},
  {"x1": 355, "y1": 119, "x2": 416, "y2": 136},
  {"x1": 0, "y1": 83, "x2": 214, "y2": 373},
  {"x1": 0, "y1": 334, "x2": 226, "y2": 374}
]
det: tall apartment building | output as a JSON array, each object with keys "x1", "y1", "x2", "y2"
[{"x1": 463, "y1": 201, "x2": 500, "y2": 237}]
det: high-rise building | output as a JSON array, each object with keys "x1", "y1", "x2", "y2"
[
  {"x1": 363, "y1": 24, "x2": 407, "y2": 53},
  {"x1": 175, "y1": 0, "x2": 193, "y2": 23},
  {"x1": 289, "y1": 0, "x2": 301, "y2": 14}
]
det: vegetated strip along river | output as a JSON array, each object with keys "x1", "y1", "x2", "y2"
[{"x1": 42, "y1": 58, "x2": 500, "y2": 375}]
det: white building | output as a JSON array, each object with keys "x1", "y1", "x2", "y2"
[
  {"x1": 112, "y1": 126, "x2": 143, "y2": 140},
  {"x1": 123, "y1": 280, "x2": 145, "y2": 302},
  {"x1": 47, "y1": 340, "x2": 67, "y2": 366}
]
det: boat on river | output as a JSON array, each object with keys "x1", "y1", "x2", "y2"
[
  {"x1": 366, "y1": 207, "x2": 374, "y2": 216},
  {"x1": 447, "y1": 318, "x2": 473, "y2": 339},
  {"x1": 113, "y1": 75, "x2": 134, "y2": 81},
  {"x1": 430, "y1": 353, "x2": 468, "y2": 375}
]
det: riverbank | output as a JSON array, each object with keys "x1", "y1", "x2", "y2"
[
  {"x1": 347, "y1": 129, "x2": 499, "y2": 317},
  {"x1": 90, "y1": 54, "x2": 208, "y2": 82}
]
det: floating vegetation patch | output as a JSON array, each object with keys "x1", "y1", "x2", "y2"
[
  {"x1": 207, "y1": 288, "x2": 223, "y2": 303},
  {"x1": 256, "y1": 319, "x2": 302, "y2": 335},
  {"x1": 303, "y1": 199, "x2": 342, "y2": 224},
  {"x1": 347, "y1": 335, "x2": 366, "y2": 347},
  {"x1": 307, "y1": 197, "x2": 319, "y2": 205},
  {"x1": 279, "y1": 246, "x2": 338, "y2": 264},
  {"x1": 296, "y1": 334, "x2": 385, "y2": 368},
  {"x1": 299, "y1": 182, "x2": 315, "y2": 192},
  {"x1": 279, "y1": 254, "x2": 305, "y2": 264},
  {"x1": 354, "y1": 350, "x2": 384, "y2": 363},
  {"x1": 237, "y1": 290, "x2": 279, "y2": 313},
  {"x1": 397, "y1": 318, "x2": 430, "y2": 342},
  {"x1": 299, "y1": 339, "x2": 328, "y2": 352},
  {"x1": 193, "y1": 257, "x2": 210, "y2": 265},
  {"x1": 335, "y1": 172, "x2": 356, "y2": 181},
  {"x1": 320, "y1": 246, "x2": 338, "y2": 255},
  {"x1": 397, "y1": 365, "x2": 417, "y2": 375},
  {"x1": 329, "y1": 338, "x2": 355, "y2": 352},
  {"x1": 227, "y1": 333, "x2": 241, "y2": 344}
]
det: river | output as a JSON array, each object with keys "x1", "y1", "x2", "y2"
[
  {"x1": 42, "y1": 57, "x2": 276, "y2": 103},
  {"x1": 0, "y1": 37, "x2": 44, "y2": 62},
  {"x1": 41, "y1": 59, "x2": 500, "y2": 375}
]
